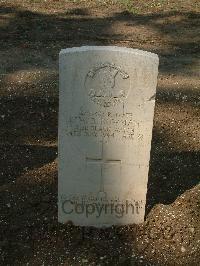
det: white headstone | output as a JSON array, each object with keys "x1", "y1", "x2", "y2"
[{"x1": 58, "y1": 46, "x2": 159, "y2": 227}]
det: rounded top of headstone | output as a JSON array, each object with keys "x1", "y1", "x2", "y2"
[{"x1": 59, "y1": 46, "x2": 159, "y2": 62}]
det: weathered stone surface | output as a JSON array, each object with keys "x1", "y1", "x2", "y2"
[{"x1": 58, "y1": 46, "x2": 159, "y2": 227}]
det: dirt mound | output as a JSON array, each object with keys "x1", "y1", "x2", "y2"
[{"x1": 136, "y1": 184, "x2": 200, "y2": 265}]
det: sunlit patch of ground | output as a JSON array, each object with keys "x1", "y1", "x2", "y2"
[{"x1": 0, "y1": 0, "x2": 199, "y2": 265}]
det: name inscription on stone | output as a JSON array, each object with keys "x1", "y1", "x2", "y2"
[{"x1": 65, "y1": 110, "x2": 138, "y2": 140}]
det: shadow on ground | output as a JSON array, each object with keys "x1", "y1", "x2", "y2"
[
  {"x1": 146, "y1": 149, "x2": 200, "y2": 213},
  {"x1": 0, "y1": 2, "x2": 199, "y2": 265},
  {"x1": 0, "y1": 144, "x2": 57, "y2": 185},
  {"x1": 0, "y1": 4, "x2": 199, "y2": 74}
]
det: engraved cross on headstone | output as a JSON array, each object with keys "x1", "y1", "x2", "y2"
[{"x1": 86, "y1": 141, "x2": 121, "y2": 197}]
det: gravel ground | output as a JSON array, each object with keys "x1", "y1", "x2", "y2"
[{"x1": 0, "y1": 1, "x2": 199, "y2": 265}]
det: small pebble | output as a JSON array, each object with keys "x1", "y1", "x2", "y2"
[{"x1": 181, "y1": 246, "x2": 186, "y2": 253}]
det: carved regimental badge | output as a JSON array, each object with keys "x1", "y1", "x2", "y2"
[{"x1": 85, "y1": 62, "x2": 130, "y2": 107}]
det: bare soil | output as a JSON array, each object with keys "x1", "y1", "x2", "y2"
[{"x1": 0, "y1": 1, "x2": 199, "y2": 265}]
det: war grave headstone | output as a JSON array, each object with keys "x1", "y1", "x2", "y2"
[{"x1": 58, "y1": 46, "x2": 159, "y2": 227}]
